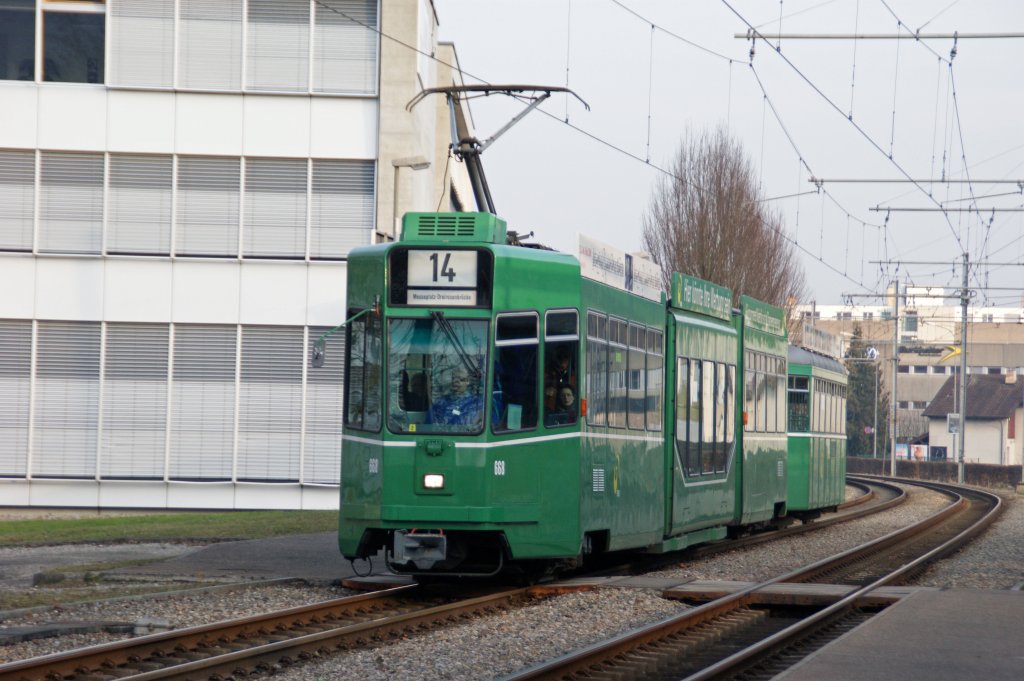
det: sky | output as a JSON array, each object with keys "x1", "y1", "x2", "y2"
[{"x1": 432, "y1": 1, "x2": 1024, "y2": 306}]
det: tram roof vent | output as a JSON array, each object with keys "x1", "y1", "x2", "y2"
[{"x1": 401, "y1": 212, "x2": 507, "y2": 244}]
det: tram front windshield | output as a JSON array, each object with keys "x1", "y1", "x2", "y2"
[{"x1": 387, "y1": 318, "x2": 488, "y2": 434}]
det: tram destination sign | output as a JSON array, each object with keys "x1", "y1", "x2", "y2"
[{"x1": 405, "y1": 249, "x2": 478, "y2": 306}]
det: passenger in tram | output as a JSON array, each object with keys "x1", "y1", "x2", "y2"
[
  {"x1": 431, "y1": 366, "x2": 483, "y2": 427},
  {"x1": 544, "y1": 345, "x2": 576, "y2": 410},
  {"x1": 546, "y1": 386, "x2": 578, "y2": 426}
]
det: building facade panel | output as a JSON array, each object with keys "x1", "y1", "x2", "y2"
[
  {"x1": 0, "y1": 0, "x2": 471, "y2": 509},
  {"x1": 34, "y1": 259, "x2": 106, "y2": 321}
]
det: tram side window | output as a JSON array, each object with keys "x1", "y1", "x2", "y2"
[
  {"x1": 687, "y1": 359, "x2": 702, "y2": 475},
  {"x1": 627, "y1": 324, "x2": 646, "y2": 430},
  {"x1": 788, "y1": 376, "x2": 810, "y2": 432},
  {"x1": 714, "y1": 362, "x2": 727, "y2": 472},
  {"x1": 607, "y1": 318, "x2": 628, "y2": 428},
  {"x1": 344, "y1": 311, "x2": 382, "y2": 431},
  {"x1": 543, "y1": 309, "x2": 579, "y2": 428},
  {"x1": 765, "y1": 368, "x2": 777, "y2": 434},
  {"x1": 674, "y1": 358, "x2": 687, "y2": 472},
  {"x1": 701, "y1": 359, "x2": 715, "y2": 474},
  {"x1": 772, "y1": 356, "x2": 781, "y2": 433},
  {"x1": 814, "y1": 379, "x2": 823, "y2": 433},
  {"x1": 493, "y1": 313, "x2": 539, "y2": 432},
  {"x1": 646, "y1": 329, "x2": 663, "y2": 431},
  {"x1": 586, "y1": 311, "x2": 608, "y2": 426},
  {"x1": 841, "y1": 385, "x2": 847, "y2": 435},
  {"x1": 744, "y1": 353, "x2": 755, "y2": 433},
  {"x1": 725, "y1": 365, "x2": 736, "y2": 461}
]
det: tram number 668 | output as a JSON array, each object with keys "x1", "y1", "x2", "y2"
[{"x1": 494, "y1": 460, "x2": 506, "y2": 476}]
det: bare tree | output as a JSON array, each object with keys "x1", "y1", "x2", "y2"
[{"x1": 641, "y1": 127, "x2": 807, "y2": 311}]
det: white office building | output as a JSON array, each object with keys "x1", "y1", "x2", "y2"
[{"x1": 0, "y1": 0, "x2": 471, "y2": 509}]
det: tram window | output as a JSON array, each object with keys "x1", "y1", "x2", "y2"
[
  {"x1": 765, "y1": 373, "x2": 777, "y2": 434},
  {"x1": 544, "y1": 307, "x2": 577, "y2": 426},
  {"x1": 774, "y1": 360, "x2": 782, "y2": 430},
  {"x1": 607, "y1": 318, "x2": 627, "y2": 429},
  {"x1": 714, "y1": 363, "x2": 726, "y2": 472},
  {"x1": 493, "y1": 312, "x2": 539, "y2": 433},
  {"x1": 725, "y1": 365, "x2": 736, "y2": 454},
  {"x1": 744, "y1": 364, "x2": 755, "y2": 433},
  {"x1": 646, "y1": 329, "x2": 663, "y2": 432},
  {"x1": 815, "y1": 379, "x2": 824, "y2": 433},
  {"x1": 754, "y1": 372, "x2": 766, "y2": 433},
  {"x1": 627, "y1": 323, "x2": 646, "y2": 430},
  {"x1": 546, "y1": 310, "x2": 578, "y2": 338},
  {"x1": 700, "y1": 360, "x2": 714, "y2": 473},
  {"x1": 675, "y1": 358, "x2": 688, "y2": 472},
  {"x1": 344, "y1": 311, "x2": 382, "y2": 432},
  {"x1": 386, "y1": 317, "x2": 488, "y2": 435},
  {"x1": 586, "y1": 311, "x2": 608, "y2": 427},
  {"x1": 543, "y1": 309, "x2": 579, "y2": 428},
  {"x1": 788, "y1": 377, "x2": 810, "y2": 432},
  {"x1": 687, "y1": 359, "x2": 702, "y2": 475}
]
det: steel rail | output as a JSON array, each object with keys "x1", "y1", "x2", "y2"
[
  {"x1": 504, "y1": 479, "x2": 1002, "y2": 681},
  {"x1": 0, "y1": 585, "x2": 534, "y2": 681},
  {"x1": 681, "y1": 482, "x2": 1003, "y2": 681}
]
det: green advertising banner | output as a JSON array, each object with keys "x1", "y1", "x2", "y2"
[{"x1": 671, "y1": 273, "x2": 732, "y2": 321}]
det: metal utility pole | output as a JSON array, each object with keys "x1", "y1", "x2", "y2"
[
  {"x1": 891, "y1": 279, "x2": 899, "y2": 477},
  {"x1": 873, "y1": 364, "x2": 879, "y2": 459},
  {"x1": 958, "y1": 254, "x2": 969, "y2": 483}
]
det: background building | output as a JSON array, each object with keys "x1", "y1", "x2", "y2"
[
  {"x1": 795, "y1": 286, "x2": 1024, "y2": 462},
  {"x1": 923, "y1": 374, "x2": 1024, "y2": 467},
  {"x1": 0, "y1": 0, "x2": 472, "y2": 509}
]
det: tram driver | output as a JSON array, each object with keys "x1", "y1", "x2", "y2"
[{"x1": 431, "y1": 366, "x2": 483, "y2": 427}]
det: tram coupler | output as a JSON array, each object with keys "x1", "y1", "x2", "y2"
[{"x1": 392, "y1": 530, "x2": 447, "y2": 570}]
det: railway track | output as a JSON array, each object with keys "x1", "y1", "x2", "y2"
[
  {"x1": 0, "y1": 478, "x2": 974, "y2": 681},
  {"x1": 504, "y1": 478, "x2": 1003, "y2": 681},
  {"x1": 0, "y1": 585, "x2": 540, "y2": 681}
]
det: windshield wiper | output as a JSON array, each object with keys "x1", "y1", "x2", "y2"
[{"x1": 430, "y1": 311, "x2": 482, "y2": 380}]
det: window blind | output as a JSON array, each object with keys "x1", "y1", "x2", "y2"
[
  {"x1": 243, "y1": 158, "x2": 307, "y2": 258},
  {"x1": 109, "y1": 0, "x2": 174, "y2": 87},
  {"x1": 0, "y1": 320, "x2": 32, "y2": 477},
  {"x1": 32, "y1": 321, "x2": 101, "y2": 478},
  {"x1": 310, "y1": 159, "x2": 374, "y2": 259},
  {"x1": 178, "y1": 0, "x2": 242, "y2": 90},
  {"x1": 101, "y1": 323, "x2": 169, "y2": 479},
  {"x1": 237, "y1": 326, "x2": 303, "y2": 482},
  {"x1": 175, "y1": 156, "x2": 240, "y2": 257},
  {"x1": 39, "y1": 152, "x2": 104, "y2": 254},
  {"x1": 247, "y1": 0, "x2": 309, "y2": 92},
  {"x1": 313, "y1": 0, "x2": 378, "y2": 94},
  {"x1": 108, "y1": 154, "x2": 172, "y2": 255},
  {"x1": 169, "y1": 325, "x2": 236, "y2": 480},
  {"x1": 0, "y1": 149, "x2": 34, "y2": 252}
]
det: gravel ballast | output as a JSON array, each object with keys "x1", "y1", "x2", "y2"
[{"x1": 2, "y1": 484, "x2": 1021, "y2": 680}]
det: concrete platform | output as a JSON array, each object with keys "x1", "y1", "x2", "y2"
[{"x1": 778, "y1": 589, "x2": 1024, "y2": 681}]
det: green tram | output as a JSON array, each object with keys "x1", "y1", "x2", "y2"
[
  {"x1": 337, "y1": 211, "x2": 818, "y2": 577},
  {"x1": 786, "y1": 345, "x2": 848, "y2": 519}
]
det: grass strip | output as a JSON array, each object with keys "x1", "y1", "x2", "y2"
[{"x1": 0, "y1": 511, "x2": 338, "y2": 546}]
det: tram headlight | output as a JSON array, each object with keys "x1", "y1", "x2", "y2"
[{"x1": 423, "y1": 474, "x2": 445, "y2": 489}]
